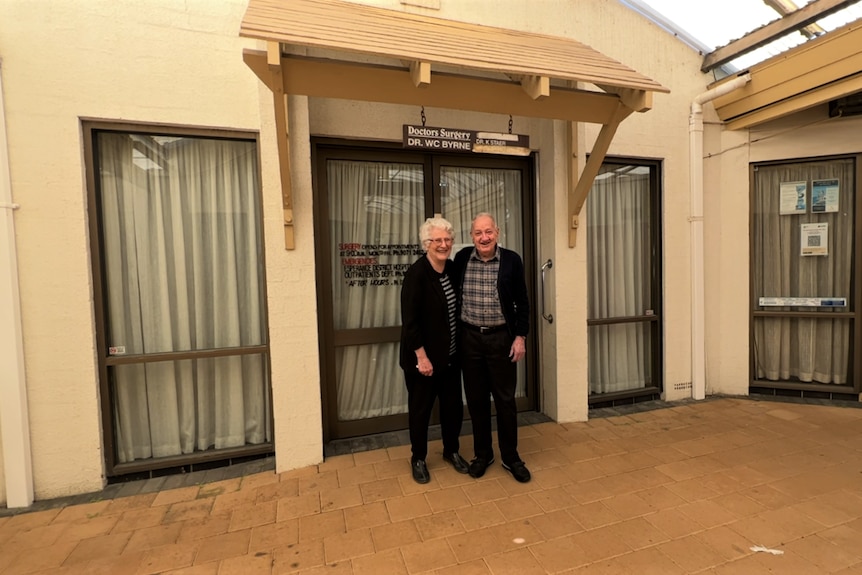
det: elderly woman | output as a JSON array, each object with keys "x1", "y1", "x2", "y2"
[{"x1": 399, "y1": 217, "x2": 469, "y2": 484}]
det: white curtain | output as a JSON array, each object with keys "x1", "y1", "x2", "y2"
[
  {"x1": 99, "y1": 133, "x2": 270, "y2": 463},
  {"x1": 753, "y1": 160, "x2": 853, "y2": 384},
  {"x1": 329, "y1": 160, "x2": 424, "y2": 421},
  {"x1": 587, "y1": 166, "x2": 652, "y2": 394},
  {"x1": 328, "y1": 161, "x2": 527, "y2": 422}
]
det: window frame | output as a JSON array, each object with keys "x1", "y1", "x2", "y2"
[{"x1": 83, "y1": 120, "x2": 274, "y2": 476}]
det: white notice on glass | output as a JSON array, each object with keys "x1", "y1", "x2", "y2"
[
  {"x1": 779, "y1": 181, "x2": 807, "y2": 215},
  {"x1": 800, "y1": 222, "x2": 828, "y2": 256}
]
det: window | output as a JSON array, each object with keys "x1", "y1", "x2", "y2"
[
  {"x1": 86, "y1": 124, "x2": 272, "y2": 475},
  {"x1": 587, "y1": 161, "x2": 662, "y2": 403},
  {"x1": 751, "y1": 156, "x2": 859, "y2": 395}
]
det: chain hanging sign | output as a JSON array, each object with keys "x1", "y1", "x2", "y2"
[{"x1": 402, "y1": 125, "x2": 530, "y2": 155}]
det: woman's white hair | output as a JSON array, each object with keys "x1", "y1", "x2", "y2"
[{"x1": 419, "y1": 216, "x2": 455, "y2": 244}]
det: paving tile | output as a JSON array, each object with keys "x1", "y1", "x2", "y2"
[
  {"x1": 113, "y1": 506, "x2": 169, "y2": 533},
  {"x1": 566, "y1": 501, "x2": 620, "y2": 530},
  {"x1": 275, "y1": 493, "x2": 321, "y2": 521},
  {"x1": 385, "y1": 493, "x2": 432, "y2": 523},
  {"x1": 322, "y1": 527, "x2": 374, "y2": 563},
  {"x1": 529, "y1": 534, "x2": 590, "y2": 572},
  {"x1": 193, "y1": 529, "x2": 251, "y2": 564},
  {"x1": 494, "y1": 493, "x2": 544, "y2": 521},
  {"x1": 431, "y1": 559, "x2": 491, "y2": 575},
  {"x1": 425, "y1": 487, "x2": 470, "y2": 514},
  {"x1": 484, "y1": 547, "x2": 547, "y2": 575},
  {"x1": 336, "y1": 463, "x2": 378, "y2": 488},
  {"x1": 446, "y1": 528, "x2": 500, "y2": 563},
  {"x1": 414, "y1": 510, "x2": 465, "y2": 541},
  {"x1": 270, "y1": 539, "x2": 325, "y2": 574},
  {"x1": 124, "y1": 522, "x2": 184, "y2": 553},
  {"x1": 249, "y1": 519, "x2": 300, "y2": 553},
  {"x1": 216, "y1": 551, "x2": 274, "y2": 574},
  {"x1": 64, "y1": 531, "x2": 132, "y2": 564},
  {"x1": 569, "y1": 525, "x2": 632, "y2": 563},
  {"x1": 297, "y1": 471, "x2": 340, "y2": 495},
  {"x1": 152, "y1": 486, "x2": 200, "y2": 508},
  {"x1": 656, "y1": 534, "x2": 728, "y2": 572},
  {"x1": 351, "y1": 547, "x2": 407, "y2": 575},
  {"x1": 527, "y1": 509, "x2": 584, "y2": 540},
  {"x1": 611, "y1": 546, "x2": 687, "y2": 575},
  {"x1": 782, "y1": 534, "x2": 862, "y2": 572},
  {"x1": 455, "y1": 501, "x2": 507, "y2": 531},
  {"x1": 136, "y1": 541, "x2": 199, "y2": 573},
  {"x1": 163, "y1": 499, "x2": 216, "y2": 524},
  {"x1": 3, "y1": 540, "x2": 76, "y2": 574},
  {"x1": 230, "y1": 501, "x2": 278, "y2": 532},
  {"x1": 370, "y1": 519, "x2": 421, "y2": 551},
  {"x1": 252, "y1": 479, "x2": 299, "y2": 505},
  {"x1": 343, "y1": 502, "x2": 391, "y2": 532},
  {"x1": 298, "y1": 509, "x2": 345, "y2": 541},
  {"x1": 176, "y1": 513, "x2": 232, "y2": 543},
  {"x1": 401, "y1": 537, "x2": 458, "y2": 573},
  {"x1": 358, "y1": 478, "x2": 402, "y2": 504}
]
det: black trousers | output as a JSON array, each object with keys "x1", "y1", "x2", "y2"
[
  {"x1": 460, "y1": 328, "x2": 519, "y2": 465},
  {"x1": 404, "y1": 362, "x2": 463, "y2": 462}
]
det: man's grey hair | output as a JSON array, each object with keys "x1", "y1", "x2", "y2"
[{"x1": 471, "y1": 212, "x2": 498, "y2": 230}]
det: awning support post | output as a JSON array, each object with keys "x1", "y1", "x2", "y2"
[{"x1": 268, "y1": 42, "x2": 295, "y2": 250}]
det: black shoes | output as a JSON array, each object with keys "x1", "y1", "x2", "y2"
[
  {"x1": 411, "y1": 459, "x2": 430, "y2": 484},
  {"x1": 443, "y1": 452, "x2": 469, "y2": 474},
  {"x1": 468, "y1": 457, "x2": 495, "y2": 478},
  {"x1": 502, "y1": 460, "x2": 531, "y2": 483}
]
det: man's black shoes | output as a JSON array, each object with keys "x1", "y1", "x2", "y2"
[
  {"x1": 502, "y1": 460, "x2": 531, "y2": 483},
  {"x1": 443, "y1": 452, "x2": 469, "y2": 474},
  {"x1": 411, "y1": 459, "x2": 430, "y2": 484},
  {"x1": 468, "y1": 457, "x2": 495, "y2": 478}
]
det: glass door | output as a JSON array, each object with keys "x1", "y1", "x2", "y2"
[
  {"x1": 314, "y1": 143, "x2": 535, "y2": 439},
  {"x1": 586, "y1": 161, "x2": 663, "y2": 405}
]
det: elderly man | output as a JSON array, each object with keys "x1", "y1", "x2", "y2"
[{"x1": 453, "y1": 213, "x2": 531, "y2": 483}]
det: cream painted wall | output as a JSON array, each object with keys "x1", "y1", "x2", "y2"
[{"x1": 0, "y1": 0, "x2": 327, "y2": 501}]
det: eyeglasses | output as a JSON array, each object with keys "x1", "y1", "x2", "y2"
[{"x1": 427, "y1": 237, "x2": 454, "y2": 245}]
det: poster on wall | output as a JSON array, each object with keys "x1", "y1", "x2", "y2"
[
  {"x1": 800, "y1": 222, "x2": 828, "y2": 256},
  {"x1": 779, "y1": 181, "x2": 807, "y2": 215},
  {"x1": 811, "y1": 178, "x2": 839, "y2": 213}
]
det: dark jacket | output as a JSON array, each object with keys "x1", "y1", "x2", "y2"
[
  {"x1": 453, "y1": 246, "x2": 530, "y2": 339},
  {"x1": 399, "y1": 256, "x2": 457, "y2": 372}
]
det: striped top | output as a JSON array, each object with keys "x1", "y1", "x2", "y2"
[{"x1": 440, "y1": 273, "x2": 457, "y2": 356}]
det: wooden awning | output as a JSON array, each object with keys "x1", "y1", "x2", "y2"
[
  {"x1": 711, "y1": 18, "x2": 862, "y2": 130},
  {"x1": 239, "y1": 0, "x2": 669, "y2": 248}
]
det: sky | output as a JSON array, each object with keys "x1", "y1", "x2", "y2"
[{"x1": 637, "y1": 0, "x2": 789, "y2": 50}]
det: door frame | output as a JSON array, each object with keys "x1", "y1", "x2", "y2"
[{"x1": 311, "y1": 138, "x2": 538, "y2": 441}]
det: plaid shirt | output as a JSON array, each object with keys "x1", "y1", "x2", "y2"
[{"x1": 460, "y1": 247, "x2": 507, "y2": 327}]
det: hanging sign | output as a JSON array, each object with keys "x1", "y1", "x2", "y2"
[{"x1": 402, "y1": 125, "x2": 530, "y2": 155}]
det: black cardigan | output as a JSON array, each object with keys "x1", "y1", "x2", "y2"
[
  {"x1": 453, "y1": 246, "x2": 530, "y2": 339},
  {"x1": 399, "y1": 256, "x2": 457, "y2": 372}
]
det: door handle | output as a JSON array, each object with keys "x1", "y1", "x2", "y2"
[{"x1": 541, "y1": 259, "x2": 553, "y2": 324}]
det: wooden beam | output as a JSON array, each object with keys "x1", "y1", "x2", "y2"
[
  {"x1": 406, "y1": 60, "x2": 431, "y2": 88},
  {"x1": 725, "y1": 71, "x2": 862, "y2": 129},
  {"x1": 242, "y1": 50, "x2": 626, "y2": 124},
  {"x1": 267, "y1": 42, "x2": 295, "y2": 250},
  {"x1": 595, "y1": 84, "x2": 653, "y2": 112},
  {"x1": 701, "y1": 0, "x2": 857, "y2": 72},
  {"x1": 519, "y1": 75, "x2": 550, "y2": 100},
  {"x1": 568, "y1": 103, "x2": 633, "y2": 247}
]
